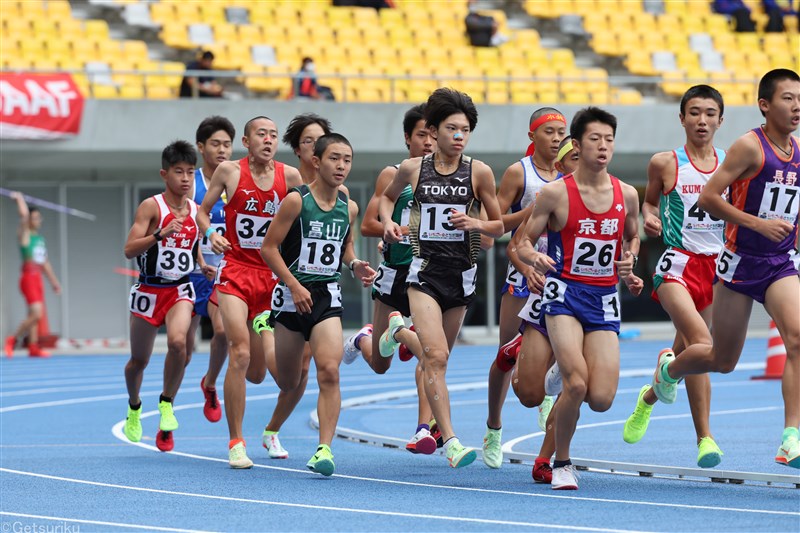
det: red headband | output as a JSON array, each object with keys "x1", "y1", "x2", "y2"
[{"x1": 525, "y1": 113, "x2": 567, "y2": 157}]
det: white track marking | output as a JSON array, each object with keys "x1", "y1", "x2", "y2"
[
  {"x1": 0, "y1": 511, "x2": 214, "y2": 532},
  {"x1": 0, "y1": 469, "x2": 650, "y2": 533}
]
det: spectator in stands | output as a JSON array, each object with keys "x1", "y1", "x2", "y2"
[
  {"x1": 292, "y1": 57, "x2": 335, "y2": 101},
  {"x1": 179, "y1": 51, "x2": 224, "y2": 98},
  {"x1": 712, "y1": 0, "x2": 756, "y2": 32},
  {"x1": 764, "y1": 0, "x2": 798, "y2": 31},
  {"x1": 465, "y1": 0, "x2": 508, "y2": 47}
]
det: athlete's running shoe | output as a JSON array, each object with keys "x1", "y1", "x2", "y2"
[
  {"x1": 446, "y1": 439, "x2": 477, "y2": 468},
  {"x1": 27, "y1": 343, "x2": 50, "y2": 358},
  {"x1": 775, "y1": 429, "x2": 800, "y2": 468},
  {"x1": 307, "y1": 444, "x2": 335, "y2": 476},
  {"x1": 482, "y1": 427, "x2": 502, "y2": 468},
  {"x1": 379, "y1": 312, "x2": 405, "y2": 357},
  {"x1": 4, "y1": 336, "x2": 15, "y2": 358},
  {"x1": 651, "y1": 349, "x2": 677, "y2": 404},
  {"x1": 158, "y1": 400, "x2": 179, "y2": 432},
  {"x1": 343, "y1": 324, "x2": 372, "y2": 365},
  {"x1": 532, "y1": 458, "x2": 552, "y2": 484},
  {"x1": 200, "y1": 376, "x2": 221, "y2": 423},
  {"x1": 155, "y1": 430, "x2": 174, "y2": 452},
  {"x1": 696, "y1": 436, "x2": 723, "y2": 468},
  {"x1": 252, "y1": 311, "x2": 273, "y2": 334},
  {"x1": 429, "y1": 419, "x2": 444, "y2": 448},
  {"x1": 495, "y1": 334, "x2": 522, "y2": 370},
  {"x1": 406, "y1": 427, "x2": 437, "y2": 455},
  {"x1": 398, "y1": 325, "x2": 416, "y2": 362},
  {"x1": 551, "y1": 464, "x2": 578, "y2": 490},
  {"x1": 623, "y1": 385, "x2": 654, "y2": 444},
  {"x1": 538, "y1": 395, "x2": 554, "y2": 432},
  {"x1": 262, "y1": 431, "x2": 289, "y2": 459},
  {"x1": 229, "y1": 441, "x2": 254, "y2": 468},
  {"x1": 123, "y1": 405, "x2": 142, "y2": 442},
  {"x1": 544, "y1": 362, "x2": 562, "y2": 396}
]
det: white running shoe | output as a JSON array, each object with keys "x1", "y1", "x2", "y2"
[
  {"x1": 482, "y1": 427, "x2": 503, "y2": 469},
  {"x1": 229, "y1": 442, "x2": 254, "y2": 469},
  {"x1": 552, "y1": 464, "x2": 578, "y2": 490},
  {"x1": 544, "y1": 362, "x2": 562, "y2": 396},
  {"x1": 262, "y1": 431, "x2": 289, "y2": 459},
  {"x1": 343, "y1": 324, "x2": 372, "y2": 365}
]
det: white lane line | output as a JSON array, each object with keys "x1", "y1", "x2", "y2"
[
  {"x1": 501, "y1": 406, "x2": 784, "y2": 452},
  {"x1": 0, "y1": 378, "x2": 418, "y2": 417},
  {"x1": 0, "y1": 384, "x2": 164, "y2": 398},
  {"x1": 108, "y1": 413, "x2": 798, "y2": 517},
  {"x1": 0, "y1": 469, "x2": 651, "y2": 533},
  {"x1": 0, "y1": 511, "x2": 214, "y2": 533}
]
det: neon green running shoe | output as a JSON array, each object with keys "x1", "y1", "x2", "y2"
[
  {"x1": 307, "y1": 444, "x2": 335, "y2": 476},
  {"x1": 252, "y1": 311, "x2": 273, "y2": 334},
  {"x1": 538, "y1": 395, "x2": 554, "y2": 432},
  {"x1": 158, "y1": 400, "x2": 179, "y2": 432},
  {"x1": 482, "y1": 427, "x2": 502, "y2": 468},
  {"x1": 651, "y1": 349, "x2": 678, "y2": 404},
  {"x1": 623, "y1": 385, "x2": 654, "y2": 444},
  {"x1": 775, "y1": 428, "x2": 800, "y2": 469},
  {"x1": 447, "y1": 439, "x2": 477, "y2": 468},
  {"x1": 379, "y1": 311, "x2": 405, "y2": 357},
  {"x1": 697, "y1": 436, "x2": 723, "y2": 468},
  {"x1": 123, "y1": 405, "x2": 142, "y2": 442}
]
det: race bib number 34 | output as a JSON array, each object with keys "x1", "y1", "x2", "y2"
[{"x1": 236, "y1": 214, "x2": 271, "y2": 249}]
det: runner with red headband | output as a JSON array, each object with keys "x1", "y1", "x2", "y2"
[{"x1": 481, "y1": 108, "x2": 566, "y2": 479}]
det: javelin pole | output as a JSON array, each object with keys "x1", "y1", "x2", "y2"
[{"x1": 0, "y1": 187, "x2": 97, "y2": 222}]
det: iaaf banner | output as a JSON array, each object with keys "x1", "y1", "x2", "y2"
[{"x1": 0, "y1": 72, "x2": 85, "y2": 140}]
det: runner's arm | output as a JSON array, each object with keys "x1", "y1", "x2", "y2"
[
  {"x1": 361, "y1": 166, "x2": 396, "y2": 238},
  {"x1": 124, "y1": 199, "x2": 159, "y2": 259}
]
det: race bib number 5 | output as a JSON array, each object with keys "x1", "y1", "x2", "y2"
[{"x1": 715, "y1": 248, "x2": 742, "y2": 282}]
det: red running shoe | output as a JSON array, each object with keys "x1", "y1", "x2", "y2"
[
  {"x1": 200, "y1": 376, "x2": 222, "y2": 423},
  {"x1": 405, "y1": 428, "x2": 437, "y2": 455},
  {"x1": 398, "y1": 325, "x2": 416, "y2": 362},
  {"x1": 532, "y1": 458, "x2": 552, "y2": 484},
  {"x1": 27, "y1": 343, "x2": 50, "y2": 358},
  {"x1": 156, "y1": 430, "x2": 174, "y2": 452},
  {"x1": 5, "y1": 336, "x2": 16, "y2": 358},
  {"x1": 495, "y1": 334, "x2": 522, "y2": 372},
  {"x1": 429, "y1": 420, "x2": 444, "y2": 449}
]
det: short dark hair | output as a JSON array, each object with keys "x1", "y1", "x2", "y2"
[
  {"x1": 196, "y1": 115, "x2": 235, "y2": 144},
  {"x1": 570, "y1": 106, "x2": 617, "y2": 142},
  {"x1": 680, "y1": 85, "x2": 724, "y2": 117},
  {"x1": 29, "y1": 206, "x2": 40, "y2": 215},
  {"x1": 403, "y1": 104, "x2": 426, "y2": 148},
  {"x1": 201, "y1": 50, "x2": 214, "y2": 61},
  {"x1": 529, "y1": 107, "x2": 563, "y2": 126},
  {"x1": 313, "y1": 133, "x2": 352, "y2": 159},
  {"x1": 161, "y1": 140, "x2": 197, "y2": 170},
  {"x1": 282, "y1": 113, "x2": 333, "y2": 152},
  {"x1": 425, "y1": 88, "x2": 478, "y2": 131},
  {"x1": 758, "y1": 68, "x2": 800, "y2": 116},
  {"x1": 244, "y1": 116, "x2": 273, "y2": 137}
]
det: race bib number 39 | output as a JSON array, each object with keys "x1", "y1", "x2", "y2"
[
  {"x1": 419, "y1": 203, "x2": 465, "y2": 241},
  {"x1": 236, "y1": 214, "x2": 271, "y2": 249},
  {"x1": 156, "y1": 247, "x2": 193, "y2": 281}
]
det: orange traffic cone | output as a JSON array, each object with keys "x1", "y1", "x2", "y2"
[{"x1": 752, "y1": 320, "x2": 786, "y2": 380}]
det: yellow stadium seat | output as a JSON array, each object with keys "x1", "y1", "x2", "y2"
[
  {"x1": 174, "y1": 3, "x2": 202, "y2": 23},
  {"x1": 611, "y1": 88, "x2": 643, "y2": 105},
  {"x1": 199, "y1": 5, "x2": 226, "y2": 24},
  {"x1": 592, "y1": 33, "x2": 619, "y2": 56},
  {"x1": 213, "y1": 23, "x2": 238, "y2": 44},
  {"x1": 626, "y1": 50, "x2": 655, "y2": 76},
  {"x1": 19, "y1": 1, "x2": 45, "y2": 18},
  {"x1": 327, "y1": 7, "x2": 353, "y2": 26},
  {"x1": 146, "y1": 86, "x2": 175, "y2": 99},
  {"x1": 149, "y1": 3, "x2": 175, "y2": 25},
  {"x1": 703, "y1": 13, "x2": 730, "y2": 33},
  {"x1": 514, "y1": 29, "x2": 541, "y2": 49},
  {"x1": 549, "y1": 48, "x2": 575, "y2": 69},
  {"x1": 511, "y1": 89, "x2": 538, "y2": 104},
  {"x1": 582, "y1": 12, "x2": 608, "y2": 35},
  {"x1": 57, "y1": 19, "x2": 84, "y2": 41},
  {"x1": 85, "y1": 20, "x2": 110, "y2": 40},
  {"x1": 91, "y1": 84, "x2": 118, "y2": 99},
  {"x1": 238, "y1": 25, "x2": 263, "y2": 45},
  {"x1": 119, "y1": 84, "x2": 146, "y2": 99}
]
